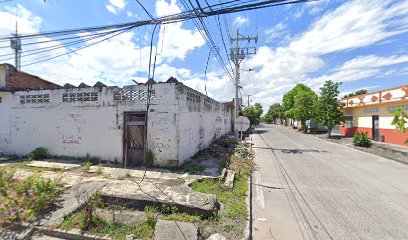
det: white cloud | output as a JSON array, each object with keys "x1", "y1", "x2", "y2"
[
  {"x1": 308, "y1": 55, "x2": 408, "y2": 86},
  {"x1": 233, "y1": 16, "x2": 249, "y2": 27},
  {"x1": 106, "y1": 0, "x2": 126, "y2": 15},
  {"x1": 155, "y1": 0, "x2": 205, "y2": 61},
  {"x1": 264, "y1": 22, "x2": 287, "y2": 42},
  {"x1": 243, "y1": 0, "x2": 408, "y2": 109}
]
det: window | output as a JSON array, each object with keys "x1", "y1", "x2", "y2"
[
  {"x1": 345, "y1": 116, "x2": 353, "y2": 128},
  {"x1": 62, "y1": 92, "x2": 98, "y2": 102},
  {"x1": 387, "y1": 105, "x2": 408, "y2": 113},
  {"x1": 19, "y1": 94, "x2": 50, "y2": 104},
  {"x1": 363, "y1": 107, "x2": 379, "y2": 113}
]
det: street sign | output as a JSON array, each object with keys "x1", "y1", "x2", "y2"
[{"x1": 235, "y1": 116, "x2": 250, "y2": 132}]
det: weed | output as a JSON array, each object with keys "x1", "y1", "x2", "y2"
[
  {"x1": 160, "y1": 204, "x2": 178, "y2": 214},
  {"x1": 28, "y1": 147, "x2": 49, "y2": 160},
  {"x1": 182, "y1": 164, "x2": 205, "y2": 174},
  {"x1": 83, "y1": 153, "x2": 91, "y2": 172},
  {"x1": 117, "y1": 175, "x2": 126, "y2": 180},
  {"x1": 352, "y1": 132, "x2": 371, "y2": 147},
  {"x1": 145, "y1": 149, "x2": 155, "y2": 167},
  {"x1": 96, "y1": 165, "x2": 103, "y2": 175},
  {"x1": 177, "y1": 177, "x2": 185, "y2": 185},
  {"x1": 144, "y1": 205, "x2": 158, "y2": 229},
  {"x1": 163, "y1": 212, "x2": 201, "y2": 223},
  {"x1": 0, "y1": 169, "x2": 62, "y2": 225}
]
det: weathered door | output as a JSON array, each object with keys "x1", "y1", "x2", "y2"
[
  {"x1": 372, "y1": 115, "x2": 379, "y2": 141},
  {"x1": 124, "y1": 112, "x2": 146, "y2": 166}
]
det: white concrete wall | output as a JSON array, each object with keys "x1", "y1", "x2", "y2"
[
  {"x1": 3, "y1": 84, "x2": 179, "y2": 166},
  {"x1": 175, "y1": 85, "x2": 232, "y2": 163},
  {"x1": 0, "y1": 92, "x2": 11, "y2": 154},
  {"x1": 1, "y1": 82, "x2": 232, "y2": 166}
]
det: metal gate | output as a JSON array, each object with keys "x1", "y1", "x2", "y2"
[{"x1": 124, "y1": 112, "x2": 146, "y2": 166}]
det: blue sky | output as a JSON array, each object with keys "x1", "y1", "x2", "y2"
[{"x1": 0, "y1": 0, "x2": 407, "y2": 109}]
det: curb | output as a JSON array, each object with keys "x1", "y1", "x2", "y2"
[
  {"x1": 315, "y1": 135, "x2": 408, "y2": 165},
  {"x1": 39, "y1": 227, "x2": 110, "y2": 240}
]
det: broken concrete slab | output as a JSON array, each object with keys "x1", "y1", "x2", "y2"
[
  {"x1": 224, "y1": 170, "x2": 235, "y2": 189},
  {"x1": 153, "y1": 220, "x2": 198, "y2": 240},
  {"x1": 0, "y1": 223, "x2": 35, "y2": 240},
  {"x1": 99, "y1": 179, "x2": 219, "y2": 217},
  {"x1": 39, "y1": 228, "x2": 110, "y2": 240},
  {"x1": 27, "y1": 161, "x2": 81, "y2": 170},
  {"x1": 38, "y1": 181, "x2": 106, "y2": 227},
  {"x1": 206, "y1": 233, "x2": 226, "y2": 240},
  {"x1": 95, "y1": 208, "x2": 146, "y2": 225}
]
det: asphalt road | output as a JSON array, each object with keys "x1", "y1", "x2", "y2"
[{"x1": 251, "y1": 124, "x2": 408, "y2": 240}]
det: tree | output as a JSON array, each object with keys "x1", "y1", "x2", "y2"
[
  {"x1": 343, "y1": 89, "x2": 368, "y2": 99},
  {"x1": 282, "y1": 84, "x2": 313, "y2": 124},
  {"x1": 391, "y1": 108, "x2": 408, "y2": 144},
  {"x1": 314, "y1": 80, "x2": 344, "y2": 137},
  {"x1": 242, "y1": 103, "x2": 263, "y2": 125},
  {"x1": 292, "y1": 90, "x2": 317, "y2": 130},
  {"x1": 263, "y1": 103, "x2": 284, "y2": 124}
]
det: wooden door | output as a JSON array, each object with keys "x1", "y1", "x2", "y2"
[{"x1": 124, "y1": 112, "x2": 146, "y2": 166}]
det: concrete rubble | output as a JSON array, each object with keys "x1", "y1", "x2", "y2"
[
  {"x1": 223, "y1": 169, "x2": 235, "y2": 189},
  {"x1": 153, "y1": 220, "x2": 198, "y2": 240},
  {"x1": 206, "y1": 233, "x2": 227, "y2": 240},
  {"x1": 95, "y1": 208, "x2": 146, "y2": 225}
]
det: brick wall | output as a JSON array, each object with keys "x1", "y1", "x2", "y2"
[{"x1": 0, "y1": 64, "x2": 60, "y2": 91}]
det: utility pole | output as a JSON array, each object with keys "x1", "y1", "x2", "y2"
[
  {"x1": 10, "y1": 22, "x2": 21, "y2": 70},
  {"x1": 230, "y1": 29, "x2": 257, "y2": 139},
  {"x1": 247, "y1": 94, "x2": 252, "y2": 106}
]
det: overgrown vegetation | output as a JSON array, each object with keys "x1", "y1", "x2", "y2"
[
  {"x1": 60, "y1": 193, "x2": 156, "y2": 240},
  {"x1": 190, "y1": 140, "x2": 255, "y2": 238},
  {"x1": 352, "y1": 132, "x2": 372, "y2": 147},
  {"x1": 0, "y1": 169, "x2": 62, "y2": 225},
  {"x1": 28, "y1": 147, "x2": 50, "y2": 160},
  {"x1": 391, "y1": 107, "x2": 408, "y2": 144},
  {"x1": 145, "y1": 149, "x2": 155, "y2": 167},
  {"x1": 343, "y1": 89, "x2": 367, "y2": 99},
  {"x1": 83, "y1": 153, "x2": 91, "y2": 172}
]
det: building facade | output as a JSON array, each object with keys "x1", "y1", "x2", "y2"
[
  {"x1": 0, "y1": 64, "x2": 233, "y2": 166},
  {"x1": 338, "y1": 85, "x2": 408, "y2": 146}
]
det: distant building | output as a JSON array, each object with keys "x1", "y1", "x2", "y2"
[
  {"x1": 0, "y1": 64, "x2": 233, "y2": 166},
  {"x1": 338, "y1": 85, "x2": 408, "y2": 146}
]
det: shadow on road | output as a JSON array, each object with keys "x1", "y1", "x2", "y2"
[
  {"x1": 252, "y1": 183, "x2": 283, "y2": 190},
  {"x1": 253, "y1": 146, "x2": 328, "y2": 154}
]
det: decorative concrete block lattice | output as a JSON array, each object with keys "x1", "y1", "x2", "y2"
[
  {"x1": 113, "y1": 89, "x2": 156, "y2": 101},
  {"x1": 62, "y1": 92, "x2": 98, "y2": 102},
  {"x1": 19, "y1": 94, "x2": 50, "y2": 104},
  {"x1": 204, "y1": 97, "x2": 213, "y2": 110},
  {"x1": 186, "y1": 91, "x2": 201, "y2": 103}
]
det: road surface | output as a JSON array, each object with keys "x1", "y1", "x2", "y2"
[{"x1": 251, "y1": 124, "x2": 408, "y2": 240}]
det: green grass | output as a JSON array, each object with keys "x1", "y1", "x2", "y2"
[
  {"x1": 190, "y1": 171, "x2": 248, "y2": 219},
  {"x1": 0, "y1": 161, "x2": 61, "y2": 173},
  {"x1": 60, "y1": 211, "x2": 154, "y2": 240},
  {"x1": 0, "y1": 156, "x2": 11, "y2": 161},
  {"x1": 181, "y1": 164, "x2": 205, "y2": 174},
  {"x1": 162, "y1": 212, "x2": 201, "y2": 222}
]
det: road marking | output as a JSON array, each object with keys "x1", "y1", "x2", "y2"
[
  {"x1": 256, "y1": 218, "x2": 267, "y2": 221},
  {"x1": 255, "y1": 172, "x2": 266, "y2": 208}
]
